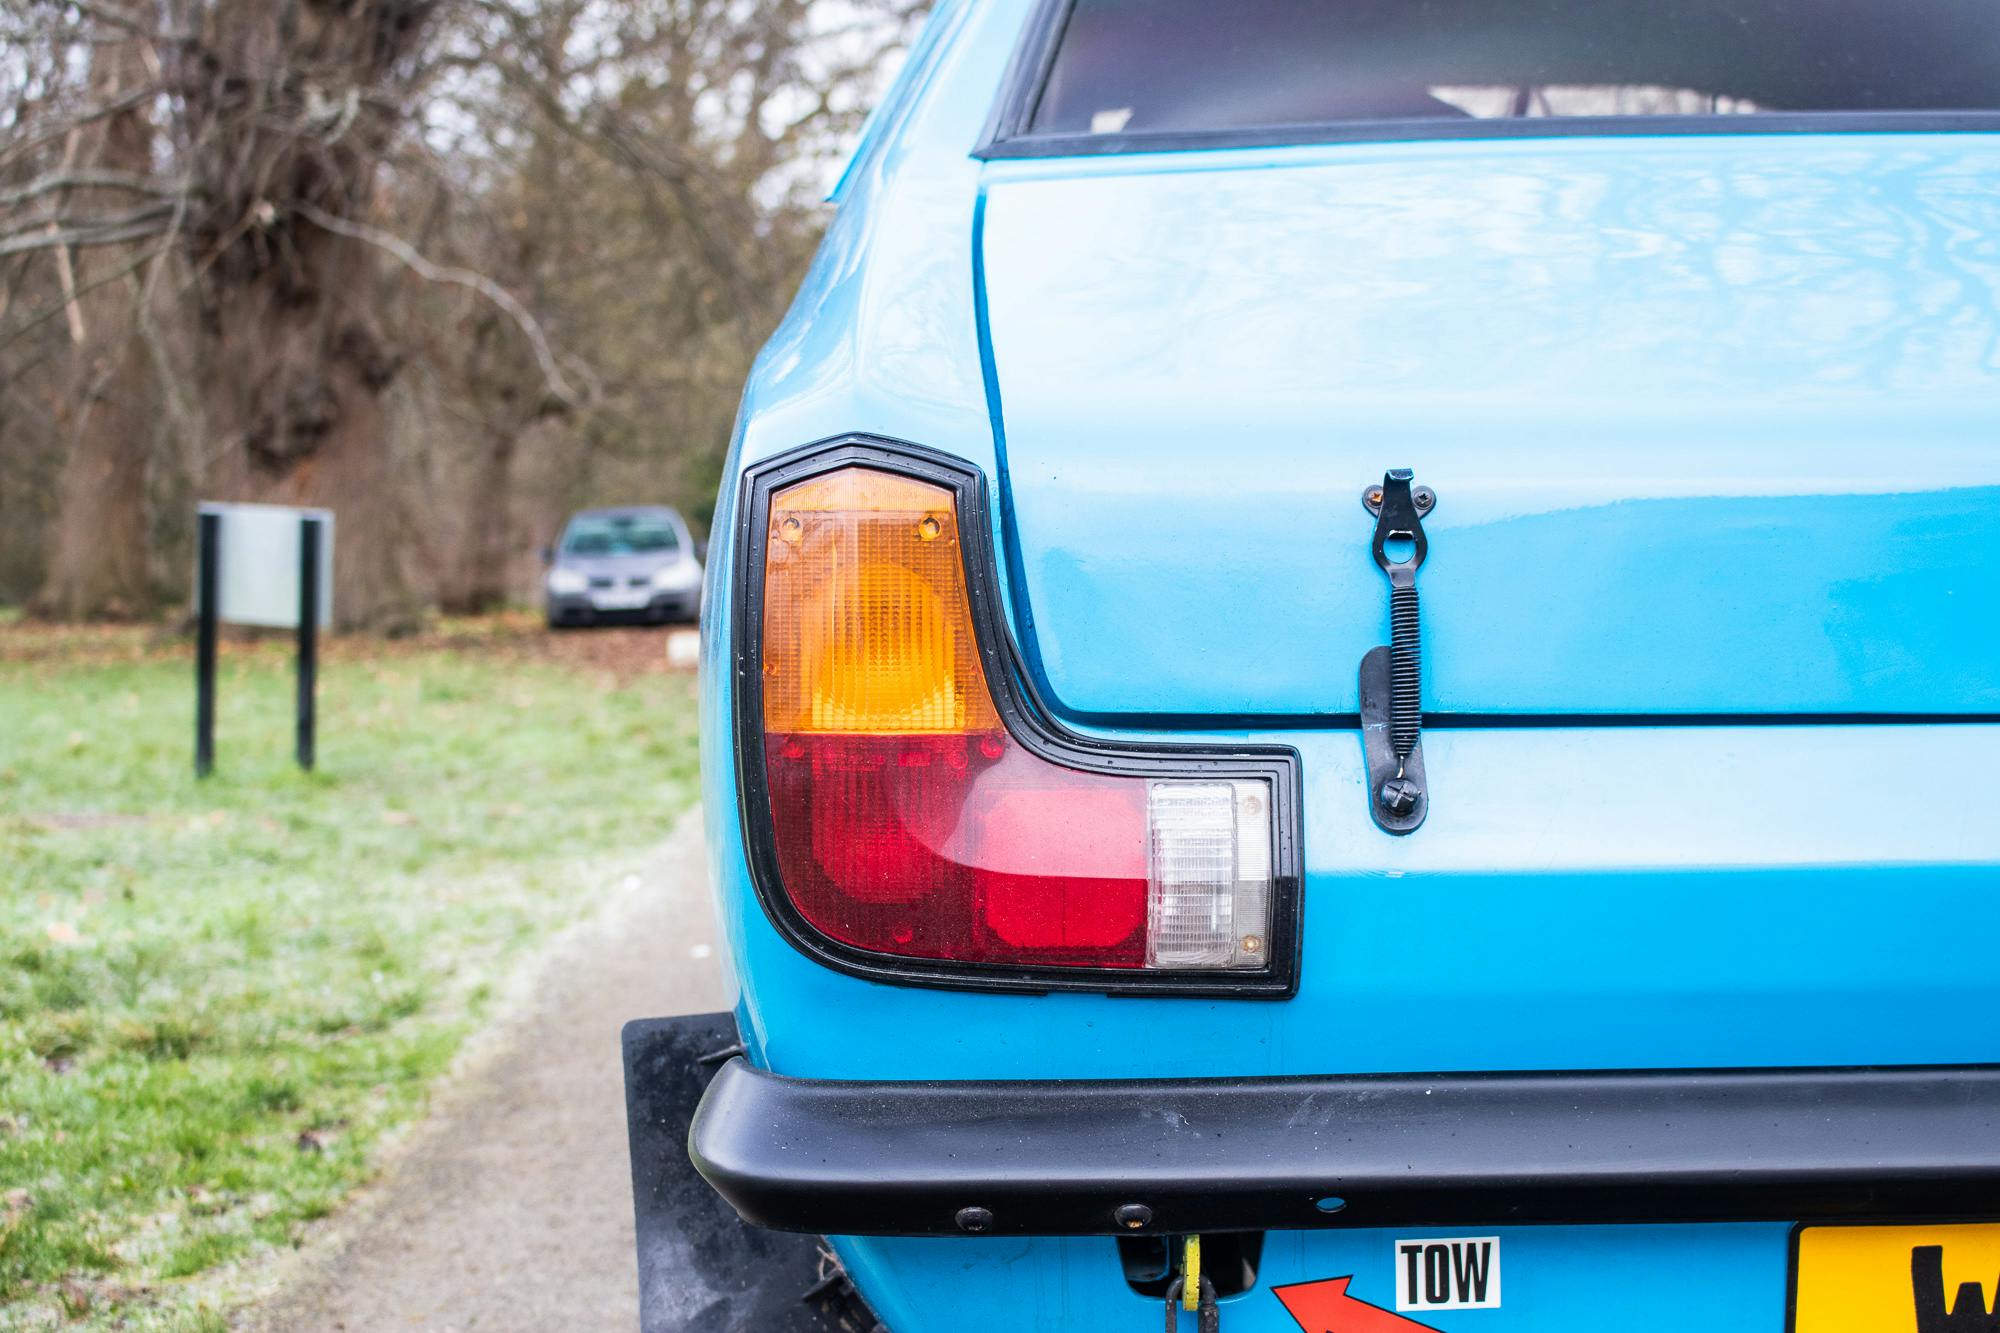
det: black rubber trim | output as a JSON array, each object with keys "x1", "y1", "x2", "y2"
[
  {"x1": 690, "y1": 1060, "x2": 2000, "y2": 1238},
  {"x1": 1042, "y1": 710, "x2": 2000, "y2": 732},
  {"x1": 731, "y1": 437, "x2": 1304, "y2": 998},
  {"x1": 977, "y1": 112, "x2": 2000, "y2": 160},
  {"x1": 971, "y1": 0, "x2": 2000, "y2": 160},
  {"x1": 971, "y1": 0, "x2": 1073, "y2": 157}
]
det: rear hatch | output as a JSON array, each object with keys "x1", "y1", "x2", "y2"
[{"x1": 979, "y1": 136, "x2": 2000, "y2": 721}]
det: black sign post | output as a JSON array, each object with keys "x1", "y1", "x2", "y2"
[
  {"x1": 193, "y1": 503, "x2": 331, "y2": 778},
  {"x1": 194, "y1": 510, "x2": 220, "y2": 778},
  {"x1": 296, "y1": 516, "x2": 320, "y2": 771}
]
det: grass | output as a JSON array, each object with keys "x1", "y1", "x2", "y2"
[{"x1": 0, "y1": 620, "x2": 700, "y2": 1328}]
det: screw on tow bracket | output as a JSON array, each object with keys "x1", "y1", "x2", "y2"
[
  {"x1": 1358, "y1": 470, "x2": 1433, "y2": 835},
  {"x1": 1115, "y1": 1203, "x2": 1154, "y2": 1230}
]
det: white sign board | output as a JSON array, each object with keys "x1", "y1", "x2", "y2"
[{"x1": 197, "y1": 502, "x2": 334, "y2": 629}]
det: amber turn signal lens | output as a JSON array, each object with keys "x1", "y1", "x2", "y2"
[{"x1": 762, "y1": 469, "x2": 998, "y2": 735}]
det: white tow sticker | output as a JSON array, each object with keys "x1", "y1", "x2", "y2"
[{"x1": 1394, "y1": 1236, "x2": 1502, "y2": 1311}]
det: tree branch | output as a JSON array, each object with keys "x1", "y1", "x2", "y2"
[
  {"x1": 0, "y1": 214, "x2": 171, "y2": 258},
  {"x1": 0, "y1": 227, "x2": 170, "y2": 349},
  {"x1": 293, "y1": 201, "x2": 579, "y2": 406},
  {"x1": 0, "y1": 169, "x2": 191, "y2": 208},
  {"x1": 46, "y1": 0, "x2": 186, "y2": 41},
  {"x1": 1, "y1": 200, "x2": 181, "y2": 237},
  {"x1": 0, "y1": 82, "x2": 165, "y2": 171}
]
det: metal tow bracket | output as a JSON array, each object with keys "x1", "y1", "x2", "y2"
[
  {"x1": 1162, "y1": 1276, "x2": 1219, "y2": 1332},
  {"x1": 1360, "y1": 470, "x2": 1435, "y2": 835},
  {"x1": 1161, "y1": 1236, "x2": 1219, "y2": 1331}
]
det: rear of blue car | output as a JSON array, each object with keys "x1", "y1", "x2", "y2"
[{"x1": 628, "y1": 1, "x2": 2000, "y2": 1329}]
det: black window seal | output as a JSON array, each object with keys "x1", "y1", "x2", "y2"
[
  {"x1": 972, "y1": 0, "x2": 2000, "y2": 161},
  {"x1": 970, "y1": 0, "x2": 1076, "y2": 160},
  {"x1": 731, "y1": 436, "x2": 1305, "y2": 1000}
]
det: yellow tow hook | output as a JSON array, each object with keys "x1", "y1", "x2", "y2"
[{"x1": 1182, "y1": 1234, "x2": 1202, "y2": 1311}]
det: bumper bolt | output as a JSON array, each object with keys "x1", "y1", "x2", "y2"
[
  {"x1": 955, "y1": 1206, "x2": 994, "y2": 1233},
  {"x1": 1378, "y1": 776, "x2": 1421, "y2": 816},
  {"x1": 1114, "y1": 1203, "x2": 1154, "y2": 1230}
]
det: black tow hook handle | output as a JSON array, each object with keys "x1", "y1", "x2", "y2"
[{"x1": 1360, "y1": 470, "x2": 1434, "y2": 835}]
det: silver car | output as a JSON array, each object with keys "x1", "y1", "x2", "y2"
[{"x1": 542, "y1": 506, "x2": 702, "y2": 628}]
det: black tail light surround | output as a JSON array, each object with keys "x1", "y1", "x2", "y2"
[{"x1": 732, "y1": 435, "x2": 1303, "y2": 997}]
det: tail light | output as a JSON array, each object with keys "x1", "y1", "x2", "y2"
[{"x1": 736, "y1": 441, "x2": 1301, "y2": 996}]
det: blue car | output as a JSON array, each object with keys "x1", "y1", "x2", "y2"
[{"x1": 623, "y1": 2, "x2": 2000, "y2": 1331}]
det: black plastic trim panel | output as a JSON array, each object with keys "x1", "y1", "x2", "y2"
[
  {"x1": 973, "y1": 0, "x2": 2000, "y2": 160},
  {"x1": 731, "y1": 437, "x2": 1305, "y2": 998},
  {"x1": 623, "y1": 1015, "x2": 884, "y2": 1332},
  {"x1": 691, "y1": 1060, "x2": 2000, "y2": 1238}
]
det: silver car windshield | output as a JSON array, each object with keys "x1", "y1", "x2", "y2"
[{"x1": 564, "y1": 517, "x2": 679, "y2": 557}]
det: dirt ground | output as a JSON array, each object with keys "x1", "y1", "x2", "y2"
[{"x1": 237, "y1": 809, "x2": 726, "y2": 1332}]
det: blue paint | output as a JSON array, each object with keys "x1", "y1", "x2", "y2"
[
  {"x1": 694, "y1": 0, "x2": 2000, "y2": 1325},
  {"x1": 834, "y1": 1223, "x2": 1785, "y2": 1332},
  {"x1": 977, "y1": 137, "x2": 2000, "y2": 718},
  {"x1": 714, "y1": 723, "x2": 2000, "y2": 1083},
  {"x1": 827, "y1": 0, "x2": 967, "y2": 205}
]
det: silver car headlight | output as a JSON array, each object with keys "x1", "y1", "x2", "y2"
[
  {"x1": 547, "y1": 567, "x2": 589, "y2": 595},
  {"x1": 650, "y1": 561, "x2": 699, "y2": 591}
]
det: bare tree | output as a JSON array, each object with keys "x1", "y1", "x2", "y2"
[
  {"x1": 0, "y1": 0, "x2": 920, "y2": 624},
  {"x1": 36, "y1": 32, "x2": 159, "y2": 619}
]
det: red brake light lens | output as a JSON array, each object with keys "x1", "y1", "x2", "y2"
[
  {"x1": 755, "y1": 463, "x2": 1277, "y2": 977},
  {"x1": 765, "y1": 733, "x2": 1149, "y2": 965}
]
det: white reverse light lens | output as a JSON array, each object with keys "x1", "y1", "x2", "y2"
[
  {"x1": 547, "y1": 567, "x2": 588, "y2": 594},
  {"x1": 1146, "y1": 779, "x2": 1274, "y2": 969}
]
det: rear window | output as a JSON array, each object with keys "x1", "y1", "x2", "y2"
[{"x1": 1026, "y1": 0, "x2": 2000, "y2": 141}]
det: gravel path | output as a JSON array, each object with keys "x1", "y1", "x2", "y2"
[{"x1": 240, "y1": 810, "x2": 725, "y2": 1332}]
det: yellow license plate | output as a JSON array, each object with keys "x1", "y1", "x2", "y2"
[{"x1": 1791, "y1": 1222, "x2": 2000, "y2": 1333}]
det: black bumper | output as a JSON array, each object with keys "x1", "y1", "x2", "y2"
[
  {"x1": 688, "y1": 1059, "x2": 2000, "y2": 1238},
  {"x1": 547, "y1": 592, "x2": 696, "y2": 624}
]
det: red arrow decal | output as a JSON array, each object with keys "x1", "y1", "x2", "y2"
[{"x1": 1272, "y1": 1276, "x2": 1443, "y2": 1333}]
